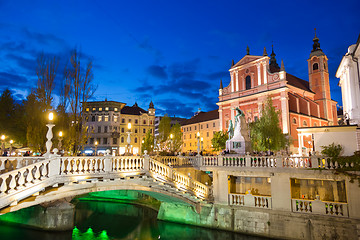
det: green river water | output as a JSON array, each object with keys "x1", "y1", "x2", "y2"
[{"x1": 0, "y1": 201, "x2": 267, "y2": 240}]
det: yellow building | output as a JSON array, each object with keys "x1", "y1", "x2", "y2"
[{"x1": 181, "y1": 110, "x2": 219, "y2": 154}]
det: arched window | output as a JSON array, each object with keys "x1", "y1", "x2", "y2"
[
  {"x1": 121, "y1": 137, "x2": 124, "y2": 143},
  {"x1": 313, "y1": 122, "x2": 317, "y2": 127},
  {"x1": 245, "y1": 75, "x2": 251, "y2": 90},
  {"x1": 303, "y1": 120, "x2": 308, "y2": 127},
  {"x1": 292, "y1": 118, "x2": 297, "y2": 124},
  {"x1": 135, "y1": 137, "x2": 137, "y2": 143},
  {"x1": 313, "y1": 63, "x2": 318, "y2": 70}
]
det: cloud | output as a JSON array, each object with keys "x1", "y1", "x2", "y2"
[
  {"x1": 0, "y1": 71, "x2": 34, "y2": 90},
  {"x1": 206, "y1": 71, "x2": 228, "y2": 80},
  {"x1": 147, "y1": 65, "x2": 167, "y2": 79}
]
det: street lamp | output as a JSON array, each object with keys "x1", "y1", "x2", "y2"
[
  {"x1": 58, "y1": 131, "x2": 63, "y2": 153},
  {"x1": 44, "y1": 112, "x2": 55, "y2": 158},
  {"x1": 127, "y1": 123, "x2": 132, "y2": 154},
  {"x1": 1, "y1": 135, "x2": 5, "y2": 155},
  {"x1": 94, "y1": 141, "x2": 98, "y2": 156},
  {"x1": 200, "y1": 137, "x2": 204, "y2": 152},
  {"x1": 9, "y1": 140, "x2": 13, "y2": 156},
  {"x1": 197, "y1": 132, "x2": 200, "y2": 156},
  {"x1": 170, "y1": 133, "x2": 174, "y2": 153}
]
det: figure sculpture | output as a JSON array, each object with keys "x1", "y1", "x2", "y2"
[{"x1": 227, "y1": 120, "x2": 234, "y2": 140}]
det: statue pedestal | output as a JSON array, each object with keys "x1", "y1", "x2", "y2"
[{"x1": 226, "y1": 135, "x2": 245, "y2": 155}]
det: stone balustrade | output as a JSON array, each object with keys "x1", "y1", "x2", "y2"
[
  {"x1": 0, "y1": 155, "x2": 210, "y2": 210},
  {"x1": 292, "y1": 199, "x2": 349, "y2": 217},
  {"x1": 229, "y1": 193, "x2": 272, "y2": 209},
  {"x1": 0, "y1": 157, "x2": 45, "y2": 173}
]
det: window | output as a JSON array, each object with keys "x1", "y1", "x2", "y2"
[
  {"x1": 105, "y1": 107, "x2": 109, "y2": 111},
  {"x1": 190, "y1": 127, "x2": 192, "y2": 131},
  {"x1": 135, "y1": 119, "x2": 138, "y2": 124},
  {"x1": 303, "y1": 120, "x2": 308, "y2": 127},
  {"x1": 104, "y1": 126, "x2": 108, "y2": 133},
  {"x1": 86, "y1": 108, "x2": 89, "y2": 112},
  {"x1": 143, "y1": 120, "x2": 146, "y2": 124},
  {"x1": 121, "y1": 128, "x2": 124, "y2": 133},
  {"x1": 324, "y1": 63, "x2": 326, "y2": 70},
  {"x1": 314, "y1": 122, "x2": 317, "y2": 127},
  {"x1": 135, "y1": 128, "x2": 138, "y2": 133},
  {"x1": 98, "y1": 126, "x2": 101, "y2": 133},
  {"x1": 113, "y1": 138, "x2": 117, "y2": 144},
  {"x1": 313, "y1": 63, "x2": 318, "y2": 70},
  {"x1": 103, "y1": 138, "x2": 107, "y2": 144},
  {"x1": 91, "y1": 116, "x2": 95, "y2": 121},
  {"x1": 92, "y1": 107, "x2": 96, "y2": 111},
  {"x1": 143, "y1": 128, "x2": 146, "y2": 133},
  {"x1": 184, "y1": 143, "x2": 186, "y2": 147},
  {"x1": 213, "y1": 122, "x2": 215, "y2": 127},
  {"x1": 207, "y1": 132, "x2": 209, "y2": 137},
  {"x1": 150, "y1": 120, "x2": 152, "y2": 124},
  {"x1": 184, "y1": 134, "x2": 186, "y2": 139},
  {"x1": 207, "y1": 124, "x2": 209, "y2": 128},
  {"x1": 114, "y1": 116, "x2": 118, "y2": 122},
  {"x1": 122, "y1": 118, "x2": 125, "y2": 123},
  {"x1": 114, "y1": 107, "x2": 118, "y2": 111},
  {"x1": 201, "y1": 125, "x2": 203, "y2": 129},
  {"x1": 190, "y1": 143, "x2": 192, "y2": 147},
  {"x1": 90, "y1": 138, "x2": 94, "y2": 144},
  {"x1": 245, "y1": 75, "x2": 251, "y2": 90},
  {"x1": 135, "y1": 137, "x2": 137, "y2": 143},
  {"x1": 104, "y1": 115, "x2": 109, "y2": 121},
  {"x1": 99, "y1": 107, "x2": 102, "y2": 111},
  {"x1": 121, "y1": 137, "x2": 124, "y2": 143},
  {"x1": 292, "y1": 118, "x2": 297, "y2": 124},
  {"x1": 190, "y1": 134, "x2": 191, "y2": 139},
  {"x1": 128, "y1": 119, "x2": 131, "y2": 122}
]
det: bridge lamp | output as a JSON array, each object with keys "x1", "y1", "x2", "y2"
[
  {"x1": 197, "y1": 132, "x2": 200, "y2": 156},
  {"x1": 94, "y1": 141, "x2": 98, "y2": 156},
  {"x1": 44, "y1": 112, "x2": 55, "y2": 158},
  {"x1": 58, "y1": 131, "x2": 63, "y2": 153},
  {"x1": 127, "y1": 122, "x2": 132, "y2": 130},
  {"x1": 127, "y1": 123, "x2": 132, "y2": 154}
]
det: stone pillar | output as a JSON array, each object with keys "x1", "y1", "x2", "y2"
[
  {"x1": 48, "y1": 156, "x2": 61, "y2": 177},
  {"x1": 212, "y1": 170, "x2": 229, "y2": 205},
  {"x1": 143, "y1": 155, "x2": 150, "y2": 173},
  {"x1": 270, "y1": 172, "x2": 292, "y2": 211}
]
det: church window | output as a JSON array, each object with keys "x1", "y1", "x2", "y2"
[
  {"x1": 245, "y1": 75, "x2": 251, "y2": 90},
  {"x1": 303, "y1": 120, "x2": 308, "y2": 126},
  {"x1": 292, "y1": 118, "x2": 297, "y2": 124},
  {"x1": 313, "y1": 63, "x2": 318, "y2": 70}
]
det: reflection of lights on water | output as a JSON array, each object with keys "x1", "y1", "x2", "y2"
[
  {"x1": 158, "y1": 235, "x2": 161, "y2": 239},
  {"x1": 72, "y1": 227, "x2": 110, "y2": 240}
]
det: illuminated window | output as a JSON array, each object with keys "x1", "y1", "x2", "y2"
[
  {"x1": 105, "y1": 107, "x2": 109, "y2": 111},
  {"x1": 93, "y1": 107, "x2": 96, "y2": 111},
  {"x1": 114, "y1": 107, "x2": 118, "y2": 111},
  {"x1": 104, "y1": 115, "x2": 109, "y2": 121},
  {"x1": 99, "y1": 107, "x2": 102, "y2": 111},
  {"x1": 114, "y1": 116, "x2": 118, "y2": 122},
  {"x1": 98, "y1": 116, "x2": 102, "y2": 122},
  {"x1": 86, "y1": 108, "x2": 89, "y2": 111}
]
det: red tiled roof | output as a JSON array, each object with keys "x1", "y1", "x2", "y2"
[
  {"x1": 286, "y1": 73, "x2": 313, "y2": 92},
  {"x1": 181, "y1": 110, "x2": 219, "y2": 126}
]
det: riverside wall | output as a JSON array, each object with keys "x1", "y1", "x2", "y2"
[{"x1": 158, "y1": 202, "x2": 360, "y2": 240}]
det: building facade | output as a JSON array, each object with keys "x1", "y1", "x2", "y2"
[
  {"x1": 83, "y1": 101, "x2": 155, "y2": 155},
  {"x1": 181, "y1": 110, "x2": 219, "y2": 154},
  {"x1": 336, "y1": 34, "x2": 360, "y2": 125},
  {"x1": 217, "y1": 35, "x2": 337, "y2": 155}
]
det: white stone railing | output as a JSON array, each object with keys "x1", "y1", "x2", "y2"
[
  {"x1": 0, "y1": 155, "x2": 210, "y2": 210},
  {"x1": 229, "y1": 193, "x2": 272, "y2": 209},
  {"x1": 291, "y1": 199, "x2": 349, "y2": 217},
  {"x1": 0, "y1": 157, "x2": 45, "y2": 173}
]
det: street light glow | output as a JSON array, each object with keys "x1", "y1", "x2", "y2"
[
  {"x1": 1, "y1": 135, "x2": 5, "y2": 140},
  {"x1": 59, "y1": 131, "x2": 63, "y2": 137},
  {"x1": 95, "y1": 141, "x2": 98, "y2": 146},
  {"x1": 170, "y1": 134, "x2": 173, "y2": 139},
  {"x1": 48, "y1": 112, "x2": 54, "y2": 121},
  {"x1": 10, "y1": 140, "x2": 13, "y2": 144},
  {"x1": 197, "y1": 132, "x2": 200, "y2": 137}
]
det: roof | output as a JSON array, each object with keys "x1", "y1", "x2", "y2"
[
  {"x1": 181, "y1": 110, "x2": 219, "y2": 126},
  {"x1": 286, "y1": 73, "x2": 313, "y2": 92},
  {"x1": 121, "y1": 103, "x2": 148, "y2": 115}
]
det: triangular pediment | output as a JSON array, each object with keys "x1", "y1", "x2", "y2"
[{"x1": 231, "y1": 55, "x2": 265, "y2": 69}]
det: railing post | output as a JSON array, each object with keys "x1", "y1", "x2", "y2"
[
  {"x1": 103, "y1": 156, "x2": 112, "y2": 172},
  {"x1": 245, "y1": 154, "x2": 251, "y2": 167},
  {"x1": 197, "y1": 155, "x2": 202, "y2": 167},
  {"x1": 275, "y1": 156, "x2": 283, "y2": 168},
  {"x1": 48, "y1": 156, "x2": 61, "y2": 177},
  {"x1": 143, "y1": 154, "x2": 150, "y2": 173},
  {"x1": 218, "y1": 155, "x2": 223, "y2": 166}
]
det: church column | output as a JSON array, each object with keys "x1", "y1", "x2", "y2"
[
  {"x1": 231, "y1": 72, "x2": 234, "y2": 92},
  {"x1": 257, "y1": 63, "x2": 261, "y2": 86},
  {"x1": 345, "y1": 67, "x2": 353, "y2": 117},
  {"x1": 219, "y1": 109, "x2": 223, "y2": 131},
  {"x1": 263, "y1": 62, "x2": 268, "y2": 84},
  {"x1": 236, "y1": 71, "x2": 239, "y2": 91},
  {"x1": 280, "y1": 93, "x2": 289, "y2": 134}
]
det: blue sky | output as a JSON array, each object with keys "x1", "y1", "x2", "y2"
[{"x1": 0, "y1": 0, "x2": 359, "y2": 118}]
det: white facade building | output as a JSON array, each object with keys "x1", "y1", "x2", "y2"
[{"x1": 336, "y1": 34, "x2": 360, "y2": 125}]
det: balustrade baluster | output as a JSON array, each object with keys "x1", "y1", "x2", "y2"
[
  {"x1": 17, "y1": 171, "x2": 25, "y2": 189},
  {"x1": 0, "y1": 178, "x2": 7, "y2": 195},
  {"x1": 8, "y1": 174, "x2": 17, "y2": 192}
]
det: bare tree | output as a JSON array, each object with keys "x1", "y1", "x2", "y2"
[
  {"x1": 64, "y1": 49, "x2": 97, "y2": 155},
  {"x1": 36, "y1": 53, "x2": 58, "y2": 111}
]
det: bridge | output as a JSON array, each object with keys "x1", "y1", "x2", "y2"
[
  {"x1": 0, "y1": 154, "x2": 209, "y2": 214},
  {"x1": 1, "y1": 153, "x2": 360, "y2": 239}
]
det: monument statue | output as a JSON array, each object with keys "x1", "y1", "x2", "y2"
[{"x1": 225, "y1": 107, "x2": 246, "y2": 154}]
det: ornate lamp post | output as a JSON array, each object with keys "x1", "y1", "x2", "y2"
[
  {"x1": 58, "y1": 131, "x2": 63, "y2": 153},
  {"x1": 94, "y1": 141, "x2": 98, "y2": 156},
  {"x1": 1, "y1": 135, "x2": 5, "y2": 155},
  {"x1": 197, "y1": 132, "x2": 200, "y2": 156},
  {"x1": 44, "y1": 112, "x2": 55, "y2": 158},
  {"x1": 9, "y1": 140, "x2": 13, "y2": 156},
  {"x1": 127, "y1": 123, "x2": 132, "y2": 154},
  {"x1": 200, "y1": 137, "x2": 204, "y2": 153}
]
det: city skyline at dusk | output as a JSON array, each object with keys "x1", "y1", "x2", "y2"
[{"x1": 0, "y1": 0, "x2": 359, "y2": 118}]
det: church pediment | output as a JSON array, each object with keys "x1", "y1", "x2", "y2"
[{"x1": 231, "y1": 55, "x2": 264, "y2": 69}]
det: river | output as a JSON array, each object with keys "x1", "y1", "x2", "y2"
[{"x1": 0, "y1": 200, "x2": 267, "y2": 240}]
